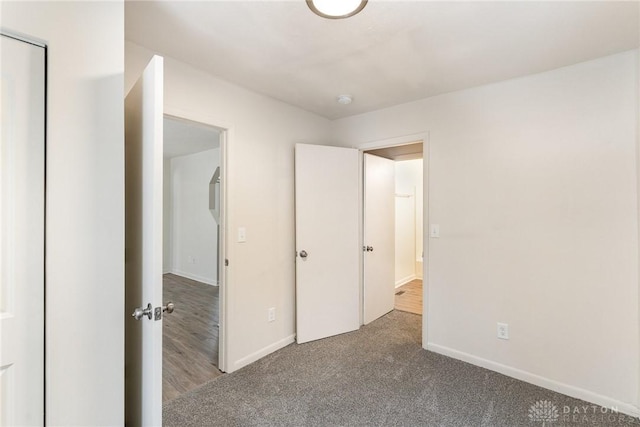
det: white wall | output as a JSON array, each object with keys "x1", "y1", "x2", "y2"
[
  {"x1": 333, "y1": 51, "x2": 640, "y2": 414},
  {"x1": 395, "y1": 159, "x2": 423, "y2": 285},
  {"x1": 415, "y1": 161, "x2": 424, "y2": 279},
  {"x1": 126, "y1": 41, "x2": 332, "y2": 372},
  {"x1": 2, "y1": 2, "x2": 124, "y2": 425},
  {"x1": 168, "y1": 148, "x2": 220, "y2": 285},
  {"x1": 163, "y1": 157, "x2": 172, "y2": 273}
]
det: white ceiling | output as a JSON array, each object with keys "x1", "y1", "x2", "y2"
[
  {"x1": 126, "y1": 1, "x2": 639, "y2": 120},
  {"x1": 164, "y1": 116, "x2": 220, "y2": 158}
]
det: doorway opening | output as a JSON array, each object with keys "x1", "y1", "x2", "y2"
[
  {"x1": 362, "y1": 140, "x2": 425, "y2": 334},
  {"x1": 162, "y1": 115, "x2": 226, "y2": 402}
]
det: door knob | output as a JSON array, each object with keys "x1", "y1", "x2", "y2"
[
  {"x1": 154, "y1": 302, "x2": 176, "y2": 321},
  {"x1": 299, "y1": 250, "x2": 308, "y2": 259},
  {"x1": 132, "y1": 303, "x2": 153, "y2": 320}
]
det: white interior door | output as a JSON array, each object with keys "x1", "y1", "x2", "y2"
[
  {"x1": 363, "y1": 153, "x2": 395, "y2": 324},
  {"x1": 295, "y1": 144, "x2": 360, "y2": 344},
  {"x1": 0, "y1": 34, "x2": 45, "y2": 427},
  {"x1": 125, "y1": 55, "x2": 164, "y2": 427}
]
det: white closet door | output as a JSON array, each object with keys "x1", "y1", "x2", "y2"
[{"x1": 0, "y1": 34, "x2": 46, "y2": 426}]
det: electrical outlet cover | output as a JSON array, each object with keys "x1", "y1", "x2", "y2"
[{"x1": 497, "y1": 322, "x2": 509, "y2": 340}]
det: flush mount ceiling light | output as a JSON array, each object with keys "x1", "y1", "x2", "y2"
[
  {"x1": 337, "y1": 95, "x2": 353, "y2": 105},
  {"x1": 307, "y1": 0, "x2": 368, "y2": 19}
]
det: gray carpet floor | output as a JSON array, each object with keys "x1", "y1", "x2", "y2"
[{"x1": 164, "y1": 311, "x2": 639, "y2": 426}]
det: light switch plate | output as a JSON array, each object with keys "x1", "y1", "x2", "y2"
[
  {"x1": 238, "y1": 227, "x2": 247, "y2": 243},
  {"x1": 430, "y1": 224, "x2": 440, "y2": 238}
]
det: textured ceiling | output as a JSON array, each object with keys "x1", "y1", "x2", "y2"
[{"x1": 126, "y1": 1, "x2": 639, "y2": 120}]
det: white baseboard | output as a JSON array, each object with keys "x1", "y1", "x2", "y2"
[
  {"x1": 231, "y1": 334, "x2": 296, "y2": 373},
  {"x1": 169, "y1": 269, "x2": 218, "y2": 286},
  {"x1": 395, "y1": 274, "x2": 416, "y2": 288},
  {"x1": 426, "y1": 343, "x2": 640, "y2": 418}
]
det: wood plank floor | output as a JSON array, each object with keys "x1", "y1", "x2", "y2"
[
  {"x1": 394, "y1": 279, "x2": 422, "y2": 315},
  {"x1": 163, "y1": 273, "x2": 222, "y2": 403}
]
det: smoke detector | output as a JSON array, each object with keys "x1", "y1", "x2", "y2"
[{"x1": 337, "y1": 95, "x2": 353, "y2": 105}]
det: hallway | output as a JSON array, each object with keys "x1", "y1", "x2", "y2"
[
  {"x1": 394, "y1": 279, "x2": 422, "y2": 315},
  {"x1": 163, "y1": 273, "x2": 222, "y2": 402}
]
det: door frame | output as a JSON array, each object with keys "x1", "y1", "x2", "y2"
[
  {"x1": 164, "y1": 106, "x2": 232, "y2": 372},
  {"x1": 357, "y1": 132, "x2": 429, "y2": 347}
]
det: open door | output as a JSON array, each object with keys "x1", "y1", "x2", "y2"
[
  {"x1": 295, "y1": 144, "x2": 360, "y2": 344},
  {"x1": 363, "y1": 153, "x2": 395, "y2": 324},
  {"x1": 125, "y1": 55, "x2": 165, "y2": 426},
  {"x1": 0, "y1": 34, "x2": 45, "y2": 427}
]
